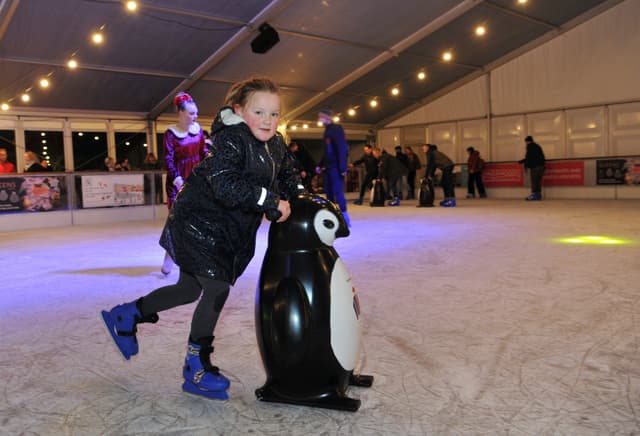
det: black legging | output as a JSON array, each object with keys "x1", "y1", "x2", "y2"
[{"x1": 139, "y1": 270, "x2": 230, "y2": 341}]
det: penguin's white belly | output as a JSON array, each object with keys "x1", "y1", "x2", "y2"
[{"x1": 329, "y1": 258, "x2": 362, "y2": 370}]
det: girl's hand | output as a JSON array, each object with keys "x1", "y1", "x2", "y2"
[{"x1": 276, "y1": 200, "x2": 291, "y2": 222}]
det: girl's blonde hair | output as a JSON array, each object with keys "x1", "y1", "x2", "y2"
[{"x1": 224, "y1": 76, "x2": 280, "y2": 108}]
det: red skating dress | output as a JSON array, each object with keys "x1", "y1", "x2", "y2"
[{"x1": 164, "y1": 123, "x2": 207, "y2": 209}]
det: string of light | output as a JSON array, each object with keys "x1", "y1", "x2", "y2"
[
  {"x1": 287, "y1": 0, "x2": 530, "y2": 130},
  {"x1": 1, "y1": 0, "x2": 242, "y2": 112}
]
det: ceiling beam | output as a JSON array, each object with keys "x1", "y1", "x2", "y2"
[
  {"x1": 0, "y1": 0, "x2": 20, "y2": 42},
  {"x1": 147, "y1": 0, "x2": 294, "y2": 120},
  {"x1": 483, "y1": 0, "x2": 558, "y2": 30},
  {"x1": 0, "y1": 55, "x2": 187, "y2": 79},
  {"x1": 282, "y1": 0, "x2": 482, "y2": 124}
]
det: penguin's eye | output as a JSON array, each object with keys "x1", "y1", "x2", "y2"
[{"x1": 323, "y1": 219, "x2": 335, "y2": 229}]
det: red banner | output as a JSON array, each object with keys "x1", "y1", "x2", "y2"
[
  {"x1": 482, "y1": 163, "x2": 524, "y2": 187},
  {"x1": 543, "y1": 161, "x2": 584, "y2": 186}
]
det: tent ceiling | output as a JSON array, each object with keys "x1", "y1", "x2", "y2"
[{"x1": 0, "y1": 0, "x2": 621, "y2": 128}]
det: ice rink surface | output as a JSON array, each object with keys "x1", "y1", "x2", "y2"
[{"x1": 1, "y1": 198, "x2": 639, "y2": 435}]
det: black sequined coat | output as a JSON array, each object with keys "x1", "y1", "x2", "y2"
[{"x1": 160, "y1": 108, "x2": 302, "y2": 284}]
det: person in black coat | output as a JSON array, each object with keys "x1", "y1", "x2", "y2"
[
  {"x1": 377, "y1": 148, "x2": 408, "y2": 206},
  {"x1": 23, "y1": 151, "x2": 46, "y2": 172},
  {"x1": 100, "y1": 77, "x2": 304, "y2": 401},
  {"x1": 349, "y1": 144, "x2": 379, "y2": 205},
  {"x1": 518, "y1": 135, "x2": 546, "y2": 201},
  {"x1": 424, "y1": 144, "x2": 456, "y2": 207}
]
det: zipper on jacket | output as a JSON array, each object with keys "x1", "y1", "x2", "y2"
[{"x1": 264, "y1": 142, "x2": 276, "y2": 186}]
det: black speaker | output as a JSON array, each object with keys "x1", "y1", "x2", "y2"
[{"x1": 251, "y1": 23, "x2": 280, "y2": 54}]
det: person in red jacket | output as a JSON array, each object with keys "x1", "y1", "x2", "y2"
[{"x1": 0, "y1": 148, "x2": 15, "y2": 173}]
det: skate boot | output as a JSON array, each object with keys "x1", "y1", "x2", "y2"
[
  {"x1": 388, "y1": 197, "x2": 400, "y2": 206},
  {"x1": 182, "y1": 336, "x2": 230, "y2": 400},
  {"x1": 161, "y1": 251, "x2": 173, "y2": 276},
  {"x1": 466, "y1": 193, "x2": 475, "y2": 199},
  {"x1": 352, "y1": 198, "x2": 363, "y2": 205},
  {"x1": 101, "y1": 298, "x2": 158, "y2": 360},
  {"x1": 525, "y1": 192, "x2": 541, "y2": 201},
  {"x1": 441, "y1": 198, "x2": 457, "y2": 207}
]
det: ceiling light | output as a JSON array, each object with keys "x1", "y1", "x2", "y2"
[
  {"x1": 42, "y1": 151, "x2": 48, "y2": 155},
  {"x1": 332, "y1": 116, "x2": 340, "y2": 122},
  {"x1": 302, "y1": 123, "x2": 309, "y2": 129},
  {"x1": 1, "y1": 103, "x2": 9, "y2": 111},
  {"x1": 40, "y1": 132, "x2": 46, "y2": 136},
  {"x1": 317, "y1": 121, "x2": 323, "y2": 127},
  {"x1": 475, "y1": 26, "x2": 486, "y2": 36},
  {"x1": 43, "y1": 145, "x2": 48, "y2": 149},
  {"x1": 125, "y1": 141, "x2": 130, "y2": 146},
  {"x1": 347, "y1": 108, "x2": 356, "y2": 116},
  {"x1": 78, "y1": 132, "x2": 84, "y2": 136},
  {"x1": 92, "y1": 32, "x2": 104, "y2": 45},
  {"x1": 94, "y1": 136, "x2": 99, "y2": 140},
  {"x1": 42, "y1": 140, "x2": 47, "y2": 144},
  {"x1": 21, "y1": 93, "x2": 30, "y2": 102},
  {"x1": 417, "y1": 71, "x2": 426, "y2": 80},
  {"x1": 391, "y1": 87, "x2": 400, "y2": 96},
  {"x1": 442, "y1": 51, "x2": 453, "y2": 62},
  {"x1": 67, "y1": 59, "x2": 78, "y2": 69},
  {"x1": 369, "y1": 99, "x2": 378, "y2": 108},
  {"x1": 517, "y1": 0, "x2": 527, "y2": 4},
  {"x1": 143, "y1": 143, "x2": 148, "y2": 147},
  {"x1": 291, "y1": 125, "x2": 298, "y2": 130},
  {"x1": 39, "y1": 78, "x2": 50, "y2": 88},
  {"x1": 125, "y1": 1, "x2": 138, "y2": 11}
]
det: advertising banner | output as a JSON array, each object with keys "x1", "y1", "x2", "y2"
[
  {"x1": 597, "y1": 158, "x2": 640, "y2": 185},
  {"x1": 81, "y1": 174, "x2": 144, "y2": 208},
  {"x1": 0, "y1": 176, "x2": 65, "y2": 212},
  {"x1": 543, "y1": 161, "x2": 584, "y2": 186},
  {"x1": 482, "y1": 163, "x2": 524, "y2": 187}
]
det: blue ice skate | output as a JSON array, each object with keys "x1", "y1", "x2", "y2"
[
  {"x1": 101, "y1": 299, "x2": 158, "y2": 360},
  {"x1": 525, "y1": 192, "x2": 541, "y2": 201},
  {"x1": 182, "y1": 336, "x2": 230, "y2": 400},
  {"x1": 440, "y1": 198, "x2": 456, "y2": 207}
]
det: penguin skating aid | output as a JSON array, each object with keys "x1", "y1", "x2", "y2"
[{"x1": 255, "y1": 194, "x2": 373, "y2": 412}]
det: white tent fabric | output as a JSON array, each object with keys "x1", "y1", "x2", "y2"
[{"x1": 386, "y1": 0, "x2": 640, "y2": 126}]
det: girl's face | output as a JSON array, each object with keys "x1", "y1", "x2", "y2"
[
  {"x1": 235, "y1": 91, "x2": 280, "y2": 142},
  {"x1": 178, "y1": 101, "x2": 198, "y2": 126}
]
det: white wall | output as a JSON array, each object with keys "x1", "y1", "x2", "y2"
[
  {"x1": 387, "y1": 76, "x2": 488, "y2": 127},
  {"x1": 491, "y1": 0, "x2": 640, "y2": 115}
]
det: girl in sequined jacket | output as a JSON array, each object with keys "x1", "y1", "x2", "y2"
[{"x1": 101, "y1": 77, "x2": 303, "y2": 401}]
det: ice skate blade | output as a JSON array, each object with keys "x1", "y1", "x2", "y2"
[
  {"x1": 182, "y1": 380, "x2": 229, "y2": 400},
  {"x1": 100, "y1": 310, "x2": 133, "y2": 361}
]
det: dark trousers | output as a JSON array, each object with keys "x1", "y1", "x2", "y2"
[
  {"x1": 324, "y1": 167, "x2": 347, "y2": 212},
  {"x1": 441, "y1": 165, "x2": 455, "y2": 198},
  {"x1": 467, "y1": 172, "x2": 486, "y2": 196},
  {"x1": 530, "y1": 166, "x2": 545, "y2": 194},
  {"x1": 358, "y1": 173, "x2": 376, "y2": 200},
  {"x1": 407, "y1": 171, "x2": 416, "y2": 198},
  {"x1": 387, "y1": 175, "x2": 402, "y2": 199},
  {"x1": 140, "y1": 270, "x2": 230, "y2": 341}
]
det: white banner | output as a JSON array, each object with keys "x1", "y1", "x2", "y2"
[{"x1": 81, "y1": 174, "x2": 145, "y2": 208}]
